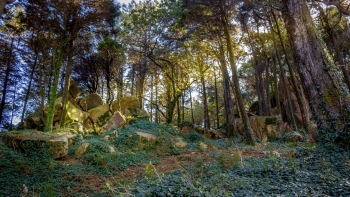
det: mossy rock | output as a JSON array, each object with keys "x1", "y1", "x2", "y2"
[
  {"x1": 0, "y1": 131, "x2": 68, "y2": 159},
  {"x1": 88, "y1": 104, "x2": 112, "y2": 127}
]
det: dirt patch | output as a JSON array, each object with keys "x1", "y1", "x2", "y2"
[{"x1": 112, "y1": 151, "x2": 216, "y2": 183}]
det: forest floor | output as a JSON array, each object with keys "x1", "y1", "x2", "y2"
[{"x1": 0, "y1": 121, "x2": 350, "y2": 197}]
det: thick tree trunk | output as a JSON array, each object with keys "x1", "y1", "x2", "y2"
[
  {"x1": 282, "y1": 0, "x2": 350, "y2": 147},
  {"x1": 272, "y1": 10, "x2": 309, "y2": 132},
  {"x1": 316, "y1": 4, "x2": 350, "y2": 91}
]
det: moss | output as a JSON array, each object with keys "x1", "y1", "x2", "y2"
[{"x1": 324, "y1": 86, "x2": 340, "y2": 106}]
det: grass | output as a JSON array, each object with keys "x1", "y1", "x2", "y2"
[{"x1": 0, "y1": 120, "x2": 349, "y2": 196}]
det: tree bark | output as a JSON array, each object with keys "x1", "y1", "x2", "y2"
[
  {"x1": 215, "y1": 73, "x2": 220, "y2": 129},
  {"x1": 218, "y1": 37, "x2": 236, "y2": 137},
  {"x1": 265, "y1": 59, "x2": 271, "y2": 116},
  {"x1": 200, "y1": 67, "x2": 210, "y2": 129},
  {"x1": 272, "y1": 9, "x2": 309, "y2": 132},
  {"x1": 268, "y1": 15, "x2": 297, "y2": 130},
  {"x1": 190, "y1": 86, "x2": 195, "y2": 124},
  {"x1": 0, "y1": 39, "x2": 14, "y2": 125},
  {"x1": 60, "y1": 40, "x2": 74, "y2": 128},
  {"x1": 220, "y1": 0, "x2": 255, "y2": 145},
  {"x1": 44, "y1": 42, "x2": 66, "y2": 132},
  {"x1": 282, "y1": 0, "x2": 350, "y2": 146}
]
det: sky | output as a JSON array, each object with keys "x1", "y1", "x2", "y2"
[{"x1": 118, "y1": 0, "x2": 132, "y2": 5}]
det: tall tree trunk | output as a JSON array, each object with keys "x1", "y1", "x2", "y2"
[
  {"x1": 150, "y1": 74, "x2": 154, "y2": 122},
  {"x1": 131, "y1": 64, "x2": 135, "y2": 96},
  {"x1": 220, "y1": 0, "x2": 255, "y2": 145},
  {"x1": 10, "y1": 82, "x2": 17, "y2": 130},
  {"x1": 255, "y1": 62, "x2": 263, "y2": 115},
  {"x1": 21, "y1": 56, "x2": 37, "y2": 123},
  {"x1": 39, "y1": 63, "x2": 46, "y2": 119},
  {"x1": 190, "y1": 87, "x2": 194, "y2": 124},
  {"x1": 282, "y1": 0, "x2": 350, "y2": 147},
  {"x1": 218, "y1": 38, "x2": 236, "y2": 137},
  {"x1": 268, "y1": 15, "x2": 297, "y2": 130},
  {"x1": 215, "y1": 73, "x2": 220, "y2": 129},
  {"x1": 138, "y1": 61, "x2": 147, "y2": 109},
  {"x1": 117, "y1": 66, "x2": 124, "y2": 102},
  {"x1": 0, "y1": 39, "x2": 14, "y2": 125},
  {"x1": 265, "y1": 59, "x2": 271, "y2": 116},
  {"x1": 200, "y1": 71, "x2": 210, "y2": 129},
  {"x1": 44, "y1": 41, "x2": 66, "y2": 132},
  {"x1": 60, "y1": 40, "x2": 74, "y2": 128},
  {"x1": 177, "y1": 99, "x2": 181, "y2": 126},
  {"x1": 271, "y1": 52, "x2": 282, "y2": 115},
  {"x1": 258, "y1": 65, "x2": 268, "y2": 116},
  {"x1": 272, "y1": 9, "x2": 309, "y2": 132},
  {"x1": 182, "y1": 94, "x2": 185, "y2": 122}
]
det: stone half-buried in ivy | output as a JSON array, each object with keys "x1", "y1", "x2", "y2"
[{"x1": 0, "y1": 130, "x2": 68, "y2": 159}]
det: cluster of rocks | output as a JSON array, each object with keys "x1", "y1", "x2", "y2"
[{"x1": 24, "y1": 79, "x2": 149, "y2": 135}]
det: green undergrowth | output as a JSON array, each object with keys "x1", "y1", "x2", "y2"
[{"x1": 0, "y1": 121, "x2": 349, "y2": 196}]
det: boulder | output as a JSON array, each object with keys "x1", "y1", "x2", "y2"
[
  {"x1": 64, "y1": 100, "x2": 89, "y2": 124},
  {"x1": 173, "y1": 138, "x2": 187, "y2": 148},
  {"x1": 54, "y1": 131, "x2": 77, "y2": 146},
  {"x1": 43, "y1": 97, "x2": 89, "y2": 125},
  {"x1": 136, "y1": 131, "x2": 157, "y2": 142},
  {"x1": 88, "y1": 104, "x2": 112, "y2": 127},
  {"x1": 100, "y1": 111, "x2": 125, "y2": 135},
  {"x1": 1, "y1": 131, "x2": 68, "y2": 159},
  {"x1": 120, "y1": 96, "x2": 139, "y2": 113},
  {"x1": 237, "y1": 116, "x2": 281, "y2": 142},
  {"x1": 24, "y1": 113, "x2": 44, "y2": 130},
  {"x1": 75, "y1": 143, "x2": 89, "y2": 158},
  {"x1": 79, "y1": 93, "x2": 104, "y2": 111},
  {"x1": 282, "y1": 131, "x2": 305, "y2": 142}
]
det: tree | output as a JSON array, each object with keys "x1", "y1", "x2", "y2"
[{"x1": 282, "y1": 0, "x2": 350, "y2": 147}]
